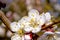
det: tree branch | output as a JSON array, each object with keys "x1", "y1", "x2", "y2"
[
  {"x1": 0, "y1": 10, "x2": 13, "y2": 33},
  {"x1": 42, "y1": 20, "x2": 60, "y2": 30}
]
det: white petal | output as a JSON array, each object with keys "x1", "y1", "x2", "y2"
[
  {"x1": 55, "y1": 32, "x2": 60, "y2": 34},
  {"x1": 18, "y1": 16, "x2": 30, "y2": 25},
  {"x1": 44, "y1": 31, "x2": 54, "y2": 35},
  {"x1": 11, "y1": 34, "x2": 22, "y2": 40},
  {"x1": 24, "y1": 35, "x2": 31, "y2": 40},
  {"x1": 28, "y1": 9, "x2": 39, "y2": 18},
  {"x1": 45, "y1": 12, "x2": 51, "y2": 21},
  {"x1": 0, "y1": 27, "x2": 5, "y2": 37},
  {"x1": 22, "y1": 36, "x2": 25, "y2": 40},
  {"x1": 18, "y1": 18, "x2": 31, "y2": 29},
  {"x1": 10, "y1": 22, "x2": 20, "y2": 32},
  {"x1": 24, "y1": 25, "x2": 33, "y2": 32},
  {"x1": 17, "y1": 22, "x2": 23, "y2": 29},
  {"x1": 18, "y1": 16, "x2": 29, "y2": 23},
  {"x1": 32, "y1": 26, "x2": 41, "y2": 33},
  {"x1": 36, "y1": 15, "x2": 40, "y2": 21},
  {"x1": 7, "y1": 30, "x2": 13, "y2": 37},
  {"x1": 39, "y1": 14, "x2": 46, "y2": 25}
]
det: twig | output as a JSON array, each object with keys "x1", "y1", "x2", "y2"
[
  {"x1": 42, "y1": 20, "x2": 60, "y2": 30},
  {"x1": 0, "y1": 10, "x2": 13, "y2": 33}
]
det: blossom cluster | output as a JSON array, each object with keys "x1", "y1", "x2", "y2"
[{"x1": 10, "y1": 9, "x2": 52, "y2": 40}]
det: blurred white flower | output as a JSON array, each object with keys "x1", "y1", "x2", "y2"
[
  {"x1": 45, "y1": 12, "x2": 51, "y2": 21},
  {"x1": 40, "y1": 12, "x2": 52, "y2": 25},
  {"x1": 39, "y1": 13, "x2": 46, "y2": 25},
  {"x1": 11, "y1": 33, "x2": 32, "y2": 40},
  {"x1": 24, "y1": 25, "x2": 33, "y2": 32},
  {"x1": 18, "y1": 16, "x2": 33, "y2": 33},
  {"x1": 6, "y1": 11, "x2": 12, "y2": 18},
  {"x1": 41, "y1": 12, "x2": 52, "y2": 25},
  {"x1": 23, "y1": 9, "x2": 41, "y2": 33},
  {"x1": 28, "y1": 9, "x2": 39, "y2": 18},
  {"x1": 0, "y1": 27, "x2": 5, "y2": 37},
  {"x1": 10, "y1": 22, "x2": 20, "y2": 32},
  {"x1": 11, "y1": 33, "x2": 22, "y2": 40},
  {"x1": 18, "y1": 16, "x2": 30, "y2": 29},
  {"x1": 27, "y1": 5, "x2": 33, "y2": 11},
  {"x1": 19, "y1": 17, "x2": 41, "y2": 33},
  {"x1": 54, "y1": 4, "x2": 60, "y2": 11},
  {"x1": 13, "y1": 12, "x2": 20, "y2": 21},
  {"x1": 7, "y1": 30, "x2": 13, "y2": 37},
  {"x1": 10, "y1": 9, "x2": 53, "y2": 40},
  {"x1": 18, "y1": 16, "x2": 30, "y2": 25}
]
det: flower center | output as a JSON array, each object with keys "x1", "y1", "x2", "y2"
[
  {"x1": 29, "y1": 18, "x2": 39, "y2": 28},
  {"x1": 18, "y1": 29, "x2": 24, "y2": 36}
]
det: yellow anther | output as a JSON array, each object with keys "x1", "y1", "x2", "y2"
[{"x1": 18, "y1": 29, "x2": 24, "y2": 35}]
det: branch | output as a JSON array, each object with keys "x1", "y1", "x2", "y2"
[
  {"x1": 0, "y1": 10, "x2": 13, "y2": 33},
  {"x1": 42, "y1": 20, "x2": 60, "y2": 30},
  {"x1": 37, "y1": 20, "x2": 60, "y2": 40}
]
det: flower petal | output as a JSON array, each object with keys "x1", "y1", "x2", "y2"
[
  {"x1": 24, "y1": 25, "x2": 33, "y2": 32},
  {"x1": 24, "y1": 34, "x2": 31, "y2": 40},
  {"x1": 32, "y1": 26, "x2": 41, "y2": 33},
  {"x1": 11, "y1": 33, "x2": 22, "y2": 40},
  {"x1": 18, "y1": 16, "x2": 30, "y2": 29},
  {"x1": 28, "y1": 9, "x2": 39, "y2": 18},
  {"x1": 10, "y1": 22, "x2": 20, "y2": 32},
  {"x1": 19, "y1": 16, "x2": 31, "y2": 24},
  {"x1": 39, "y1": 13, "x2": 46, "y2": 25},
  {"x1": 44, "y1": 31, "x2": 54, "y2": 35},
  {"x1": 45, "y1": 12, "x2": 51, "y2": 21}
]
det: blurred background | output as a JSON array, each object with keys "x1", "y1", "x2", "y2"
[{"x1": 0, "y1": 0, "x2": 60, "y2": 40}]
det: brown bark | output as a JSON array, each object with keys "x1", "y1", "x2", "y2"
[
  {"x1": 42, "y1": 20, "x2": 60, "y2": 30},
  {"x1": 0, "y1": 10, "x2": 13, "y2": 33}
]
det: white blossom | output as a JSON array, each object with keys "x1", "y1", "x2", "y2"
[
  {"x1": 39, "y1": 13, "x2": 46, "y2": 25},
  {"x1": 41, "y1": 12, "x2": 52, "y2": 25},
  {"x1": 7, "y1": 30, "x2": 13, "y2": 37},
  {"x1": 23, "y1": 9, "x2": 41, "y2": 33},
  {"x1": 45, "y1": 12, "x2": 51, "y2": 21},
  {"x1": 9, "y1": 9, "x2": 55, "y2": 40},
  {"x1": 0, "y1": 27, "x2": 5, "y2": 37},
  {"x1": 28, "y1": 9, "x2": 39, "y2": 18},
  {"x1": 18, "y1": 16, "x2": 30, "y2": 29},
  {"x1": 10, "y1": 22, "x2": 20, "y2": 32},
  {"x1": 11, "y1": 34, "x2": 22, "y2": 40},
  {"x1": 11, "y1": 33, "x2": 32, "y2": 40}
]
